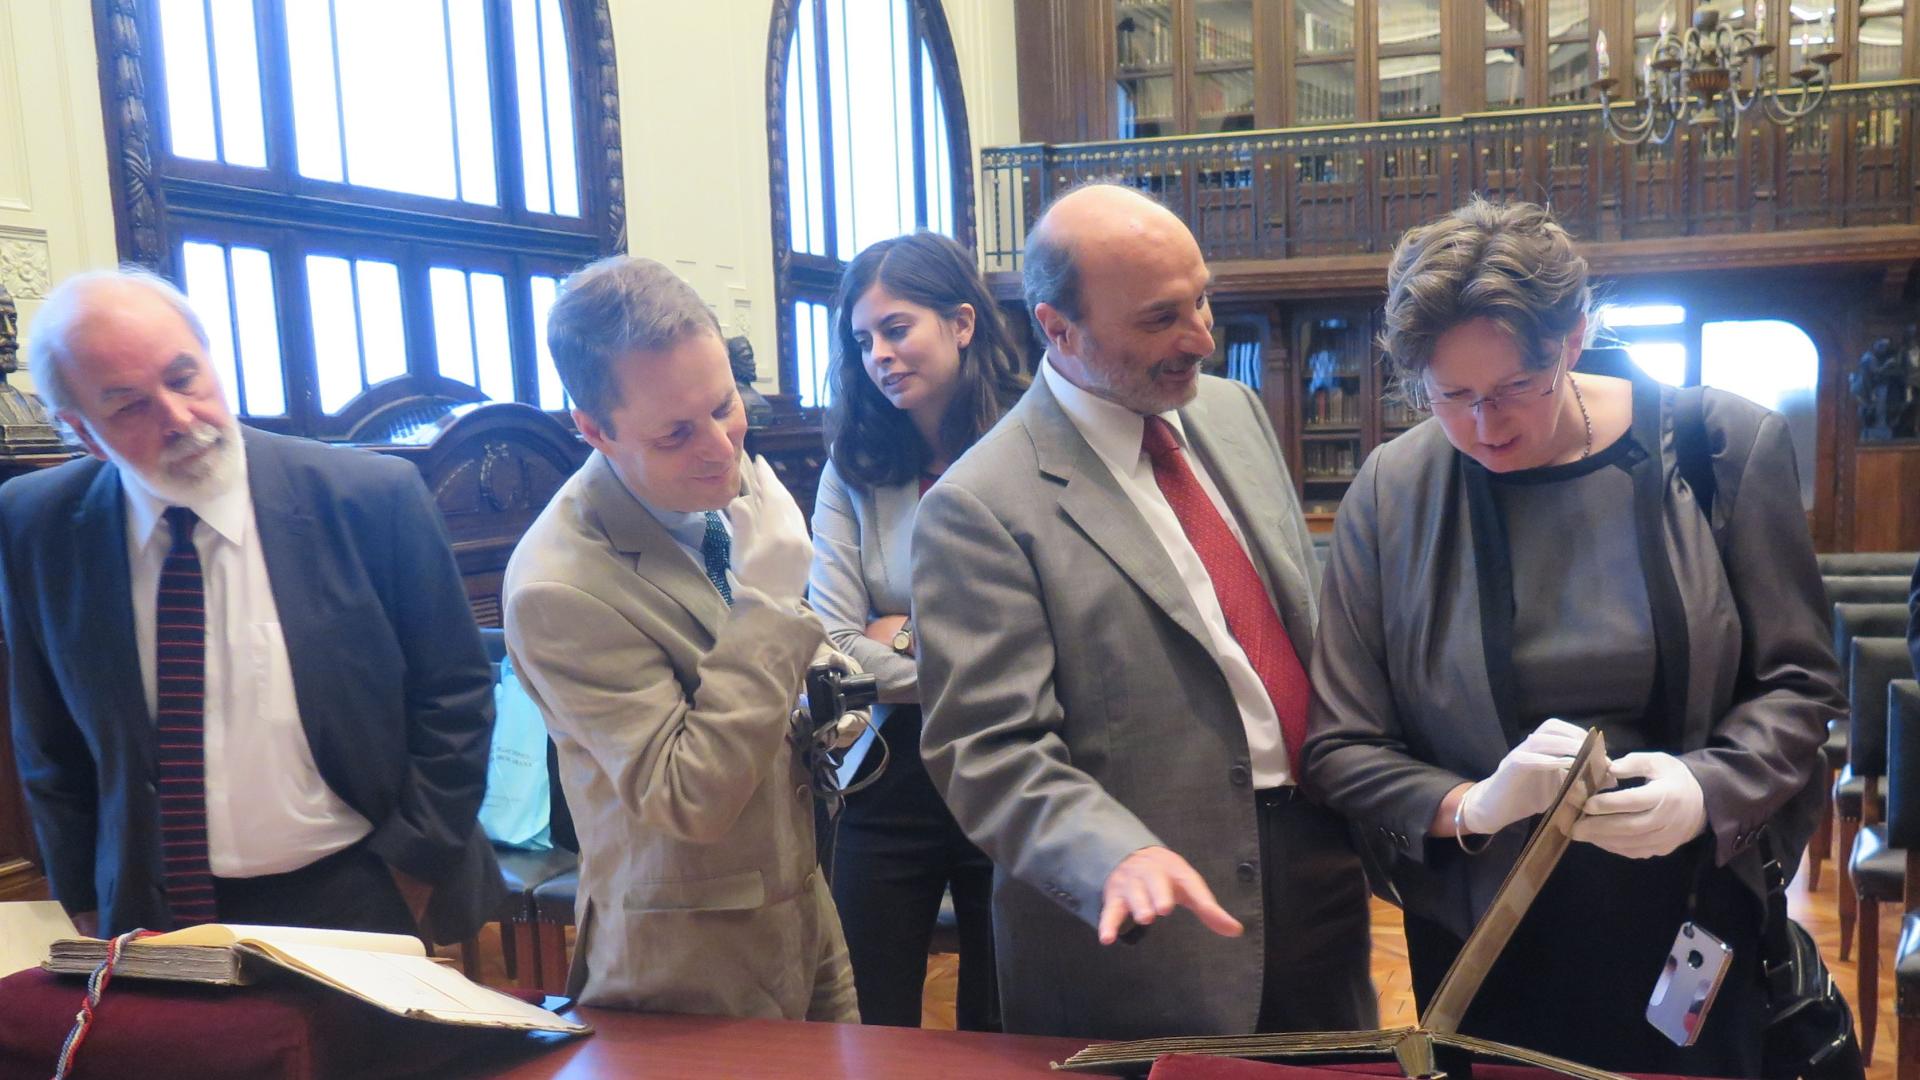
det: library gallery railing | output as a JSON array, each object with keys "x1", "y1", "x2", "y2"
[{"x1": 978, "y1": 82, "x2": 1920, "y2": 273}]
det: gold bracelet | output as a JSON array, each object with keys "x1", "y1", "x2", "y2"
[{"x1": 1453, "y1": 790, "x2": 1492, "y2": 855}]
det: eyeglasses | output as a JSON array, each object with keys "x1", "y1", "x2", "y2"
[{"x1": 1412, "y1": 362, "x2": 1565, "y2": 417}]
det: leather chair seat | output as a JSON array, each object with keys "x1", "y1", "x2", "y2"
[
  {"x1": 1821, "y1": 552, "x2": 1920, "y2": 577},
  {"x1": 1826, "y1": 723, "x2": 1852, "y2": 771},
  {"x1": 533, "y1": 869, "x2": 580, "y2": 925},
  {"x1": 494, "y1": 847, "x2": 578, "y2": 899},
  {"x1": 1833, "y1": 768, "x2": 1880, "y2": 818},
  {"x1": 1825, "y1": 576, "x2": 1913, "y2": 605},
  {"x1": 1852, "y1": 823, "x2": 1906, "y2": 902},
  {"x1": 1899, "y1": 916, "x2": 1920, "y2": 1017}
]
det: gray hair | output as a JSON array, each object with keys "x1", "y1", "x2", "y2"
[
  {"x1": 1021, "y1": 181, "x2": 1174, "y2": 342},
  {"x1": 1022, "y1": 209, "x2": 1084, "y2": 343},
  {"x1": 545, "y1": 255, "x2": 721, "y2": 435},
  {"x1": 1380, "y1": 196, "x2": 1592, "y2": 382},
  {"x1": 27, "y1": 266, "x2": 210, "y2": 418}
]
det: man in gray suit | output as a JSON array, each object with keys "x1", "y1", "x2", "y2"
[
  {"x1": 503, "y1": 256, "x2": 857, "y2": 1020},
  {"x1": 913, "y1": 185, "x2": 1375, "y2": 1040}
]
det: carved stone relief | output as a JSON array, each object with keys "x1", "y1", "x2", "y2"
[{"x1": 0, "y1": 231, "x2": 51, "y2": 299}]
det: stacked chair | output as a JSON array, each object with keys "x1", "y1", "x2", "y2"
[
  {"x1": 1883, "y1": 680, "x2": 1920, "y2": 1080},
  {"x1": 1825, "y1": 605, "x2": 1914, "y2": 899},
  {"x1": 1844, "y1": 637, "x2": 1918, "y2": 1056},
  {"x1": 1817, "y1": 555, "x2": 1915, "y2": 923}
]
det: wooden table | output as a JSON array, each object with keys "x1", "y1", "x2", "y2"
[{"x1": 460, "y1": 1010, "x2": 1096, "y2": 1078}]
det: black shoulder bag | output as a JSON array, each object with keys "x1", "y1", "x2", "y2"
[{"x1": 1675, "y1": 387, "x2": 1865, "y2": 1080}]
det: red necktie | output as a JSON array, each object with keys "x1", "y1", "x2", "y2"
[
  {"x1": 1142, "y1": 416, "x2": 1310, "y2": 779},
  {"x1": 156, "y1": 506, "x2": 217, "y2": 925}
]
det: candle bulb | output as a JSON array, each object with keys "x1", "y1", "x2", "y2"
[
  {"x1": 1659, "y1": 8, "x2": 1672, "y2": 39},
  {"x1": 1597, "y1": 30, "x2": 1611, "y2": 78},
  {"x1": 1755, "y1": 0, "x2": 1766, "y2": 31}
]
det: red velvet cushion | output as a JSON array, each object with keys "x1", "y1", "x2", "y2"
[{"x1": 0, "y1": 967, "x2": 528, "y2": 1079}]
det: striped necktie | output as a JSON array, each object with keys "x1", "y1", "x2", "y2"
[
  {"x1": 701, "y1": 511, "x2": 733, "y2": 606},
  {"x1": 155, "y1": 506, "x2": 217, "y2": 926}
]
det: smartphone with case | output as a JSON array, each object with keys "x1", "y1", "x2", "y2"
[{"x1": 1646, "y1": 921, "x2": 1733, "y2": 1047}]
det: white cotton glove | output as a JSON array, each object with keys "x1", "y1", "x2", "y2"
[
  {"x1": 1458, "y1": 718, "x2": 1587, "y2": 835},
  {"x1": 1569, "y1": 752, "x2": 1707, "y2": 859},
  {"x1": 727, "y1": 455, "x2": 813, "y2": 609}
]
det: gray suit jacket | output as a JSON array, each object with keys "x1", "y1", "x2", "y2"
[
  {"x1": 913, "y1": 372, "x2": 1373, "y2": 1039},
  {"x1": 502, "y1": 452, "x2": 856, "y2": 1020},
  {"x1": 1302, "y1": 382, "x2": 1845, "y2": 939},
  {"x1": 807, "y1": 459, "x2": 919, "y2": 780}
]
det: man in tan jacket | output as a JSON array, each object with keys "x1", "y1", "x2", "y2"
[{"x1": 503, "y1": 255, "x2": 856, "y2": 1020}]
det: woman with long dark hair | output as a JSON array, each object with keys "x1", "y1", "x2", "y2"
[{"x1": 808, "y1": 230, "x2": 1028, "y2": 1029}]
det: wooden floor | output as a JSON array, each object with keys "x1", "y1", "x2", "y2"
[{"x1": 458, "y1": 845, "x2": 1901, "y2": 1078}]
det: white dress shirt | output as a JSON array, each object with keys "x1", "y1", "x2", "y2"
[
  {"x1": 645, "y1": 504, "x2": 737, "y2": 597},
  {"x1": 126, "y1": 445, "x2": 372, "y2": 878},
  {"x1": 1041, "y1": 360, "x2": 1293, "y2": 787}
]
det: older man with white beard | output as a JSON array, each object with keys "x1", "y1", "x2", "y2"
[{"x1": 0, "y1": 268, "x2": 503, "y2": 943}]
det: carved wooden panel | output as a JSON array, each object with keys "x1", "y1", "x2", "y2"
[{"x1": 1852, "y1": 443, "x2": 1920, "y2": 552}]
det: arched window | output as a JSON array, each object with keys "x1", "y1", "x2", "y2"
[
  {"x1": 94, "y1": 0, "x2": 624, "y2": 438},
  {"x1": 767, "y1": 0, "x2": 973, "y2": 407}
]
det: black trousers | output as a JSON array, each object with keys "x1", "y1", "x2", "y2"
[
  {"x1": 210, "y1": 838, "x2": 418, "y2": 938},
  {"x1": 1254, "y1": 787, "x2": 1377, "y2": 1033},
  {"x1": 1404, "y1": 841, "x2": 1766, "y2": 1077},
  {"x1": 830, "y1": 706, "x2": 999, "y2": 1031}
]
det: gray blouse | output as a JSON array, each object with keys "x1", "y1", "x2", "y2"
[{"x1": 1490, "y1": 433, "x2": 1658, "y2": 749}]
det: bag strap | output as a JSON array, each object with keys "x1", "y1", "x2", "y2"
[{"x1": 1674, "y1": 385, "x2": 1717, "y2": 525}]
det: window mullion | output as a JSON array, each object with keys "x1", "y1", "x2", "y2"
[
  {"x1": 487, "y1": 0, "x2": 531, "y2": 219},
  {"x1": 812, "y1": 0, "x2": 840, "y2": 262},
  {"x1": 908, "y1": 2, "x2": 928, "y2": 231}
]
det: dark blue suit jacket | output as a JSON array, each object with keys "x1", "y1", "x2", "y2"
[{"x1": 0, "y1": 427, "x2": 504, "y2": 942}]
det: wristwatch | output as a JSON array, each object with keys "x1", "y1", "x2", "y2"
[{"x1": 891, "y1": 620, "x2": 914, "y2": 655}]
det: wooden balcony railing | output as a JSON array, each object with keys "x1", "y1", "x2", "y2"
[{"x1": 979, "y1": 82, "x2": 1920, "y2": 273}]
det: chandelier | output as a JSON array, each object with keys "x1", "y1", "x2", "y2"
[{"x1": 1593, "y1": 2, "x2": 1842, "y2": 146}]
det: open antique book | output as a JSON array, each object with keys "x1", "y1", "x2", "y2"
[
  {"x1": 44, "y1": 923, "x2": 588, "y2": 1034},
  {"x1": 1057, "y1": 727, "x2": 1623, "y2": 1080}
]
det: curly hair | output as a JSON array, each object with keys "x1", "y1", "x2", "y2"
[
  {"x1": 826, "y1": 232, "x2": 1030, "y2": 490},
  {"x1": 1380, "y1": 197, "x2": 1592, "y2": 392}
]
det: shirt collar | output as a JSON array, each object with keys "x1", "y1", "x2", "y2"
[
  {"x1": 1041, "y1": 357, "x2": 1191, "y2": 478},
  {"x1": 123, "y1": 440, "x2": 252, "y2": 551},
  {"x1": 641, "y1": 499, "x2": 723, "y2": 553}
]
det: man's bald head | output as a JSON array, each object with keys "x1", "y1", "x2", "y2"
[
  {"x1": 1021, "y1": 184, "x2": 1216, "y2": 415},
  {"x1": 1022, "y1": 184, "x2": 1192, "y2": 336}
]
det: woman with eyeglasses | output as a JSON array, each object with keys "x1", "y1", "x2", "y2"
[
  {"x1": 808, "y1": 230, "x2": 1028, "y2": 1031},
  {"x1": 1301, "y1": 198, "x2": 1844, "y2": 1074}
]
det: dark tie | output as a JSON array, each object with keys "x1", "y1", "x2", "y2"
[
  {"x1": 1141, "y1": 416, "x2": 1311, "y2": 778},
  {"x1": 155, "y1": 506, "x2": 216, "y2": 926},
  {"x1": 701, "y1": 511, "x2": 733, "y2": 606}
]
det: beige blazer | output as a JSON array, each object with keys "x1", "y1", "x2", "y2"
[{"x1": 503, "y1": 452, "x2": 856, "y2": 1020}]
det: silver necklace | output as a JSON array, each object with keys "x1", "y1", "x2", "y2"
[{"x1": 1569, "y1": 375, "x2": 1593, "y2": 460}]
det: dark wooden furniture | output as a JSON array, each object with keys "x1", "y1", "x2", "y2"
[
  {"x1": 458, "y1": 1009, "x2": 1091, "y2": 1079},
  {"x1": 1016, "y1": 1, "x2": 1920, "y2": 143}
]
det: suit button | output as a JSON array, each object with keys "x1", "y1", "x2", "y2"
[
  {"x1": 1237, "y1": 861, "x2": 1257, "y2": 882},
  {"x1": 795, "y1": 784, "x2": 810, "y2": 801},
  {"x1": 1229, "y1": 765, "x2": 1251, "y2": 787}
]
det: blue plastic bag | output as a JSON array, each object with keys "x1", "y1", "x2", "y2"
[{"x1": 478, "y1": 652, "x2": 553, "y2": 850}]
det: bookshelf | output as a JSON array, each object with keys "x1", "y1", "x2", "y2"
[{"x1": 1289, "y1": 303, "x2": 1414, "y2": 523}]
